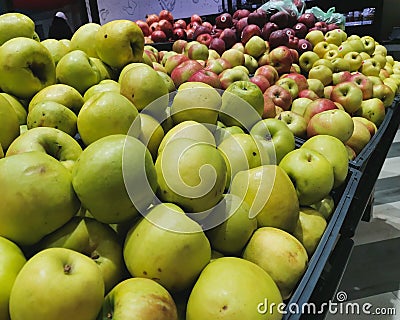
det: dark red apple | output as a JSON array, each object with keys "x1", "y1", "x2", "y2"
[
  {"x1": 209, "y1": 37, "x2": 226, "y2": 56},
  {"x1": 287, "y1": 10, "x2": 298, "y2": 27},
  {"x1": 298, "y1": 12, "x2": 316, "y2": 28},
  {"x1": 233, "y1": 9, "x2": 251, "y2": 20},
  {"x1": 261, "y1": 22, "x2": 279, "y2": 40},
  {"x1": 287, "y1": 35, "x2": 299, "y2": 50},
  {"x1": 241, "y1": 24, "x2": 261, "y2": 44},
  {"x1": 193, "y1": 25, "x2": 211, "y2": 39},
  {"x1": 293, "y1": 22, "x2": 308, "y2": 39},
  {"x1": 149, "y1": 22, "x2": 159, "y2": 33},
  {"x1": 327, "y1": 23, "x2": 339, "y2": 31},
  {"x1": 151, "y1": 30, "x2": 167, "y2": 42},
  {"x1": 136, "y1": 20, "x2": 150, "y2": 37},
  {"x1": 211, "y1": 27, "x2": 223, "y2": 38},
  {"x1": 174, "y1": 19, "x2": 187, "y2": 29},
  {"x1": 187, "y1": 21, "x2": 201, "y2": 30},
  {"x1": 235, "y1": 17, "x2": 248, "y2": 38},
  {"x1": 264, "y1": 85, "x2": 292, "y2": 110},
  {"x1": 158, "y1": 19, "x2": 173, "y2": 38},
  {"x1": 270, "y1": 11, "x2": 289, "y2": 28},
  {"x1": 172, "y1": 28, "x2": 187, "y2": 40},
  {"x1": 196, "y1": 33, "x2": 213, "y2": 47},
  {"x1": 191, "y1": 14, "x2": 202, "y2": 24},
  {"x1": 219, "y1": 28, "x2": 237, "y2": 49},
  {"x1": 188, "y1": 69, "x2": 221, "y2": 88},
  {"x1": 289, "y1": 48, "x2": 299, "y2": 63},
  {"x1": 215, "y1": 13, "x2": 233, "y2": 29},
  {"x1": 283, "y1": 28, "x2": 295, "y2": 38},
  {"x1": 186, "y1": 28, "x2": 195, "y2": 40},
  {"x1": 297, "y1": 39, "x2": 313, "y2": 54},
  {"x1": 247, "y1": 9, "x2": 267, "y2": 28},
  {"x1": 315, "y1": 21, "x2": 328, "y2": 33},
  {"x1": 202, "y1": 21, "x2": 213, "y2": 32},
  {"x1": 159, "y1": 10, "x2": 174, "y2": 24},
  {"x1": 146, "y1": 14, "x2": 159, "y2": 26},
  {"x1": 268, "y1": 30, "x2": 289, "y2": 49}
]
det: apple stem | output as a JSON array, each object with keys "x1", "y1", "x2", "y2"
[
  {"x1": 107, "y1": 312, "x2": 113, "y2": 319},
  {"x1": 64, "y1": 264, "x2": 72, "y2": 274}
]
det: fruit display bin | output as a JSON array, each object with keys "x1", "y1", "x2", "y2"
[{"x1": 282, "y1": 167, "x2": 361, "y2": 319}]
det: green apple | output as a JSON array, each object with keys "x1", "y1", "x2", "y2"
[
  {"x1": 360, "y1": 58, "x2": 381, "y2": 77},
  {"x1": 72, "y1": 134, "x2": 158, "y2": 224},
  {"x1": 325, "y1": 29, "x2": 344, "y2": 46},
  {"x1": 310, "y1": 195, "x2": 335, "y2": 220},
  {"x1": 305, "y1": 29, "x2": 325, "y2": 47},
  {"x1": 372, "y1": 83, "x2": 395, "y2": 108},
  {"x1": 187, "y1": 42, "x2": 209, "y2": 61},
  {"x1": 155, "y1": 138, "x2": 227, "y2": 213},
  {"x1": 276, "y1": 77, "x2": 299, "y2": 99},
  {"x1": 0, "y1": 37, "x2": 56, "y2": 99},
  {"x1": 95, "y1": 19, "x2": 144, "y2": 69},
  {"x1": 344, "y1": 51, "x2": 363, "y2": 72},
  {"x1": 120, "y1": 63, "x2": 169, "y2": 111},
  {"x1": 40, "y1": 38, "x2": 70, "y2": 65},
  {"x1": 352, "y1": 117, "x2": 377, "y2": 138},
  {"x1": 323, "y1": 49, "x2": 340, "y2": 61},
  {"x1": 27, "y1": 100, "x2": 77, "y2": 136},
  {"x1": 123, "y1": 203, "x2": 211, "y2": 292},
  {"x1": 244, "y1": 35, "x2": 267, "y2": 59},
  {"x1": 219, "y1": 81, "x2": 264, "y2": 129},
  {"x1": 313, "y1": 41, "x2": 333, "y2": 58},
  {"x1": 293, "y1": 207, "x2": 327, "y2": 256},
  {"x1": 0, "y1": 93, "x2": 27, "y2": 125},
  {"x1": 308, "y1": 65, "x2": 333, "y2": 86},
  {"x1": 186, "y1": 257, "x2": 282, "y2": 320},
  {"x1": 345, "y1": 118, "x2": 371, "y2": 154},
  {"x1": 307, "y1": 109, "x2": 354, "y2": 142},
  {"x1": 372, "y1": 53, "x2": 387, "y2": 69},
  {"x1": 213, "y1": 125, "x2": 245, "y2": 145},
  {"x1": 29, "y1": 83, "x2": 84, "y2": 115},
  {"x1": 299, "y1": 51, "x2": 320, "y2": 73},
  {"x1": 374, "y1": 44, "x2": 387, "y2": 56},
  {"x1": 307, "y1": 78, "x2": 325, "y2": 97},
  {"x1": 6, "y1": 126, "x2": 82, "y2": 171},
  {"x1": 205, "y1": 194, "x2": 257, "y2": 255},
  {"x1": 279, "y1": 148, "x2": 334, "y2": 206},
  {"x1": 158, "y1": 120, "x2": 215, "y2": 155},
  {"x1": 313, "y1": 58, "x2": 334, "y2": 71},
  {"x1": 302, "y1": 135, "x2": 349, "y2": 188},
  {"x1": 98, "y1": 277, "x2": 178, "y2": 319},
  {"x1": 291, "y1": 97, "x2": 313, "y2": 116},
  {"x1": 221, "y1": 48, "x2": 245, "y2": 67},
  {"x1": 83, "y1": 79, "x2": 120, "y2": 102},
  {"x1": 368, "y1": 75, "x2": 384, "y2": 86},
  {"x1": 90, "y1": 57, "x2": 114, "y2": 81},
  {"x1": 230, "y1": 165, "x2": 299, "y2": 232},
  {"x1": 56, "y1": 50, "x2": 101, "y2": 94},
  {"x1": 356, "y1": 98, "x2": 386, "y2": 126},
  {"x1": 70, "y1": 22, "x2": 101, "y2": 58},
  {"x1": 0, "y1": 94, "x2": 20, "y2": 150},
  {"x1": 0, "y1": 12, "x2": 35, "y2": 45},
  {"x1": 243, "y1": 53, "x2": 259, "y2": 74},
  {"x1": 9, "y1": 248, "x2": 104, "y2": 320},
  {"x1": 170, "y1": 82, "x2": 222, "y2": 125},
  {"x1": 330, "y1": 81, "x2": 363, "y2": 113},
  {"x1": 157, "y1": 70, "x2": 176, "y2": 92},
  {"x1": 337, "y1": 41, "x2": 354, "y2": 58},
  {"x1": 347, "y1": 38, "x2": 365, "y2": 53},
  {"x1": 138, "y1": 113, "x2": 165, "y2": 160},
  {"x1": 361, "y1": 36, "x2": 376, "y2": 55},
  {"x1": 218, "y1": 68, "x2": 250, "y2": 90},
  {"x1": 250, "y1": 118, "x2": 295, "y2": 164},
  {"x1": 77, "y1": 91, "x2": 140, "y2": 145},
  {"x1": 0, "y1": 236, "x2": 26, "y2": 320},
  {"x1": 243, "y1": 226, "x2": 308, "y2": 299},
  {"x1": 276, "y1": 110, "x2": 307, "y2": 138},
  {"x1": 330, "y1": 57, "x2": 351, "y2": 73},
  {"x1": 36, "y1": 216, "x2": 124, "y2": 293},
  {"x1": 0, "y1": 152, "x2": 80, "y2": 246}
]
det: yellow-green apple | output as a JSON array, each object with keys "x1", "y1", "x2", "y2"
[
  {"x1": 70, "y1": 22, "x2": 100, "y2": 58},
  {"x1": 188, "y1": 69, "x2": 222, "y2": 88},
  {"x1": 243, "y1": 227, "x2": 308, "y2": 299},
  {"x1": 307, "y1": 109, "x2": 354, "y2": 142},
  {"x1": 313, "y1": 58, "x2": 334, "y2": 71},
  {"x1": 123, "y1": 203, "x2": 211, "y2": 292},
  {"x1": 95, "y1": 20, "x2": 144, "y2": 69},
  {"x1": 360, "y1": 35, "x2": 375, "y2": 55},
  {"x1": 214, "y1": 125, "x2": 245, "y2": 145},
  {"x1": 276, "y1": 77, "x2": 299, "y2": 99},
  {"x1": 345, "y1": 118, "x2": 371, "y2": 154},
  {"x1": 0, "y1": 12, "x2": 35, "y2": 45},
  {"x1": 138, "y1": 113, "x2": 164, "y2": 159},
  {"x1": 172, "y1": 39, "x2": 187, "y2": 53},
  {"x1": 90, "y1": 57, "x2": 113, "y2": 81},
  {"x1": 187, "y1": 42, "x2": 209, "y2": 61},
  {"x1": 268, "y1": 46, "x2": 293, "y2": 74},
  {"x1": 310, "y1": 195, "x2": 335, "y2": 220},
  {"x1": 160, "y1": 51, "x2": 177, "y2": 66},
  {"x1": 0, "y1": 152, "x2": 80, "y2": 246},
  {"x1": 244, "y1": 35, "x2": 267, "y2": 58},
  {"x1": 204, "y1": 58, "x2": 225, "y2": 75},
  {"x1": 157, "y1": 120, "x2": 215, "y2": 155},
  {"x1": 41, "y1": 39, "x2": 70, "y2": 65},
  {"x1": 324, "y1": 86, "x2": 334, "y2": 99},
  {"x1": 155, "y1": 138, "x2": 227, "y2": 213},
  {"x1": 243, "y1": 53, "x2": 259, "y2": 74},
  {"x1": 0, "y1": 93, "x2": 27, "y2": 125},
  {"x1": 230, "y1": 164, "x2": 299, "y2": 232},
  {"x1": 250, "y1": 118, "x2": 295, "y2": 164},
  {"x1": 171, "y1": 82, "x2": 222, "y2": 125},
  {"x1": 373, "y1": 44, "x2": 387, "y2": 56},
  {"x1": 307, "y1": 78, "x2": 325, "y2": 97},
  {"x1": 219, "y1": 81, "x2": 264, "y2": 129},
  {"x1": 281, "y1": 72, "x2": 308, "y2": 92},
  {"x1": 27, "y1": 100, "x2": 77, "y2": 136},
  {"x1": 323, "y1": 48, "x2": 340, "y2": 61},
  {"x1": 29, "y1": 84, "x2": 84, "y2": 115},
  {"x1": 56, "y1": 50, "x2": 101, "y2": 94},
  {"x1": 170, "y1": 59, "x2": 203, "y2": 88},
  {"x1": 349, "y1": 72, "x2": 373, "y2": 99},
  {"x1": 313, "y1": 41, "x2": 331, "y2": 58},
  {"x1": 305, "y1": 29, "x2": 324, "y2": 46},
  {"x1": 330, "y1": 57, "x2": 351, "y2": 73},
  {"x1": 77, "y1": 91, "x2": 140, "y2": 145},
  {"x1": 302, "y1": 135, "x2": 349, "y2": 188},
  {"x1": 9, "y1": 248, "x2": 104, "y2": 320},
  {"x1": 0, "y1": 37, "x2": 55, "y2": 99},
  {"x1": 250, "y1": 74, "x2": 270, "y2": 92},
  {"x1": 36, "y1": 216, "x2": 124, "y2": 293},
  {"x1": 360, "y1": 58, "x2": 381, "y2": 77},
  {"x1": 383, "y1": 78, "x2": 399, "y2": 95},
  {"x1": 218, "y1": 133, "x2": 266, "y2": 188},
  {"x1": 337, "y1": 41, "x2": 354, "y2": 57},
  {"x1": 98, "y1": 277, "x2": 178, "y2": 319},
  {"x1": 0, "y1": 95, "x2": 20, "y2": 150},
  {"x1": 302, "y1": 98, "x2": 338, "y2": 123},
  {"x1": 352, "y1": 117, "x2": 377, "y2": 138},
  {"x1": 231, "y1": 42, "x2": 245, "y2": 53},
  {"x1": 298, "y1": 89, "x2": 320, "y2": 100},
  {"x1": 308, "y1": 65, "x2": 333, "y2": 86},
  {"x1": 186, "y1": 257, "x2": 282, "y2": 320},
  {"x1": 279, "y1": 148, "x2": 334, "y2": 205},
  {"x1": 264, "y1": 84, "x2": 292, "y2": 111},
  {"x1": 386, "y1": 55, "x2": 395, "y2": 66},
  {"x1": 205, "y1": 194, "x2": 256, "y2": 254},
  {"x1": 356, "y1": 98, "x2": 386, "y2": 126},
  {"x1": 372, "y1": 83, "x2": 395, "y2": 107},
  {"x1": 233, "y1": 65, "x2": 250, "y2": 75},
  {"x1": 276, "y1": 110, "x2": 307, "y2": 138},
  {"x1": 120, "y1": 63, "x2": 169, "y2": 111},
  {"x1": 347, "y1": 37, "x2": 365, "y2": 53},
  {"x1": 291, "y1": 97, "x2": 312, "y2": 116},
  {"x1": 221, "y1": 48, "x2": 245, "y2": 67},
  {"x1": 343, "y1": 51, "x2": 363, "y2": 71},
  {"x1": 83, "y1": 79, "x2": 120, "y2": 102},
  {"x1": 0, "y1": 236, "x2": 26, "y2": 320},
  {"x1": 330, "y1": 81, "x2": 363, "y2": 114},
  {"x1": 293, "y1": 207, "x2": 327, "y2": 256},
  {"x1": 324, "y1": 29, "x2": 344, "y2": 46},
  {"x1": 372, "y1": 53, "x2": 387, "y2": 69},
  {"x1": 254, "y1": 65, "x2": 279, "y2": 85},
  {"x1": 157, "y1": 71, "x2": 176, "y2": 93},
  {"x1": 164, "y1": 53, "x2": 189, "y2": 74},
  {"x1": 72, "y1": 135, "x2": 158, "y2": 223}
]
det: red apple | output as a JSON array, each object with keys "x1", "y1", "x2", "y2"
[
  {"x1": 297, "y1": 39, "x2": 313, "y2": 55},
  {"x1": 215, "y1": 58, "x2": 232, "y2": 70},
  {"x1": 136, "y1": 20, "x2": 150, "y2": 36},
  {"x1": 172, "y1": 28, "x2": 187, "y2": 41},
  {"x1": 235, "y1": 17, "x2": 248, "y2": 38},
  {"x1": 250, "y1": 75, "x2": 271, "y2": 92},
  {"x1": 350, "y1": 72, "x2": 373, "y2": 100},
  {"x1": 233, "y1": 9, "x2": 251, "y2": 20},
  {"x1": 293, "y1": 22, "x2": 308, "y2": 39},
  {"x1": 193, "y1": 25, "x2": 211, "y2": 39},
  {"x1": 283, "y1": 28, "x2": 296, "y2": 38},
  {"x1": 241, "y1": 24, "x2": 262, "y2": 44},
  {"x1": 158, "y1": 19, "x2": 173, "y2": 38},
  {"x1": 289, "y1": 48, "x2": 299, "y2": 63},
  {"x1": 268, "y1": 46, "x2": 293, "y2": 74},
  {"x1": 209, "y1": 37, "x2": 226, "y2": 56},
  {"x1": 215, "y1": 13, "x2": 233, "y2": 29},
  {"x1": 264, "y1": 84, "x2": 292, "y2": 110},
  {"x1": 281, "y1": 73, "x2": 308, "y2": 92},
  {"x1": 188, "y1": 69, "x2": 221, "y2": 88},
  {"x1": 298, "y1": 89, "x2": 320, "y2": 100},
  {"x1": 159, "y1": 10, "x2": 173, "y2": 23},
  {"x1": 298, "y1": 13, "x2": 316, "y2": 28},
  {"x1": 172, "y1": 39, "x2": 188, "y2": 53},
  {"x1": 287, "y1": 35, "x2": 299, "y2": 50},
  {"x1": 174, "y1": 19, "x2": 187, "y2": 29},
  {"x1": 149, "y1": 22, "x2": 159, "y2": 33},
  {"x1": 315, "y1": 21, "x2": 328, "y2": 33},
  {"x1": 151, "y1": 30, "x2": 167, "y2": 42},
  {"x1": 146, "y1": 14, "x2": 159, "y2": 26},
  {"x1": 164, "y1": 54, "x2": 189, "y2": 74},
  {"x1": 211, "y1": 27, "x2": 223, "y2": 38},
  {"x1": 247, "y1": 9, "x2": 267, "y2": 28},
  {"x1": 191, "y1": 14, "x2": 202, "y2": 24},
  {"x1": 261, "y1": 22, "x2": 279, "y2": 40},
  {"x1": 170, "y1": 60, "x2": 203, "y2": 88},
  {"x1": 219, "y1": 28, "x2": 237, "y2": 49},
  {"x1": 197, "y1": 33, "x2": 213, "y2": 47},
  {"x1": 270, "y1": 11, "x2": 290, "y2": 28},
  {"x1": 268, "y1": 30, "x2": 289, "y2": 49},
  {"x1": 186, "y1": 28, "x2": 195, "y2": 40},
  {"x1": 254, "y1": 65, "x2": 279, "y2": 85},
  {"x1": 202, "y1": 22, "x2": 213, "y2": 32},
  {"x1": 262, "y1": 95, "x2": 277, "y2": 118}
]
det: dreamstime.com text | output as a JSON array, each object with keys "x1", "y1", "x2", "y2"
[{"x1": 257, "y1": 291, "x2": 397, "y2": 316}]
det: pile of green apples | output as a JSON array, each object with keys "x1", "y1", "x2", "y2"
[{"x1": 0, "y1": 10, "x2": 391, "y2": 320}]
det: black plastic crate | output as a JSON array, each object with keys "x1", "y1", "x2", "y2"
[{"x1": 282, "y1": 167, "x2": 362, "y2": 320}]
